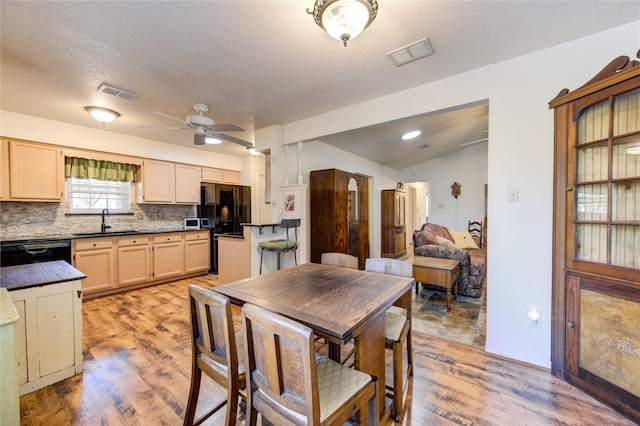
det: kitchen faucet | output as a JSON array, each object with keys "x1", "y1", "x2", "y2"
[{"x1": 101, "y1": 208, "x2": 111, "y2": 233}]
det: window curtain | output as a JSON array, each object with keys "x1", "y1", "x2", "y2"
[{"x1": 65, "y1": 157, "x2": 136, "y2": 182}]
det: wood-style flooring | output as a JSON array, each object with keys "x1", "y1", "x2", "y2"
[{"x1": 19, "y1": 275, "x2": 637, "y2": 425}]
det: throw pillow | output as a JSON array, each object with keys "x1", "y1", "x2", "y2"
[
  {"x1": 436, "y1": 235, "x2": 457, "y2": 248},
  {"x1": 449, "y1": 230, "x2": 479, "y2": 250}
]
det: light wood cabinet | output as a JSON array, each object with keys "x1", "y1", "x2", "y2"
[
  {"x1": 550, "y1": 54, "x2": 640, "y2": 422},
  {"x1": 117, "y1": 236, "x2": 151, "y2": 286},
  {"x1": 9, "y1": 279, "x2": 83, "y2": 396},
  {"x1": 140, "y1": 160, "x2": 201, "y2": 204},
  {"x1": 184, "y1": 231, "x2": 210, "y2": 273},
  {"x1": 222, "y1": 169, "x2": 241, "y2": 184},
  {"x1": 1, "y1": 139, "x2": 8, "y2": 200},
  {"x1": 141, "y1": 159, "x2": 175, "y2": 203},
  {"x1": 175, "y1": 164, "x2": 200, "y2": 204},
  {"x1": 201, "y1": 167, "x2": 222, "y2": 183},
  {"x1": 381, "y1": 189, "x2": 407, "y2": 259},
  {"x1": 7, "y1": 140, "x2": 63, "y2": 201},
  {"x1": 73, "y1": 238, "x2": 117, "y2": 294},
  {"x1": 153, "y1": 234, "x2": 184, "y2": 279}
]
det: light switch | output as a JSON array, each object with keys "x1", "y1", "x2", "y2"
[{"x1": 507, "y1": 187, "x2": 519, "y2": 202}]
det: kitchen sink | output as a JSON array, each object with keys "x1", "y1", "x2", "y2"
[{"x1": 73, "y1": 230, "x2": 139, "y2": 237}]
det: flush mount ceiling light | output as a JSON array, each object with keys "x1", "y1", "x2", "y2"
[
  {"x1": 307, "y1": 0, "x2": 378, "y2": 47},
  {"x1": 84, "y1": 106, "x2": 120, "y2": 126},
  {"x1": 401, "y1": 130, "x2": 421, "y2": 140}
]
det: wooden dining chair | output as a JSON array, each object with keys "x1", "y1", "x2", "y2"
[
  {"x1": 242, "y1": 303, "x2": 378, "y2": 426},
  {"x1": 364, "y1": 257, "x2": 413, "y2": 422},
  {"x1": 184, "y1": 285, "x2": 246, "y2": 426},
  {"x1": 320, "y1": 252, "x2": 359, "y2": 269}
]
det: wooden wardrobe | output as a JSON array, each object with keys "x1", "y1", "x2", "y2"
[
  {"x1": 550, "y1": 52, "x2": 640, "y2": 422},
  {"x1": 310, "y1": 169, "x2": 370, "y2": 269}
]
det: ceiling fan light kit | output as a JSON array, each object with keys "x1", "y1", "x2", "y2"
[
  {"x1": 85, "y1": 106, "x2": 120, "y2": 126},
  {"x1": 307, "y1": 0, "x2": 378, "y2": 47}
]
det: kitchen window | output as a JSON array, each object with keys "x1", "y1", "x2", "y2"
[
  {"x1": 64, "y1": 156, "x2": 136, "y2": 213},
  {"x1": 67, "y1": 178, "x2": 132, "y2": 213}
]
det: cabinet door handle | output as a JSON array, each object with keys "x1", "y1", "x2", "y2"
[{"x1": 567, "y1": 322, "x2": 575, "y2": 328}]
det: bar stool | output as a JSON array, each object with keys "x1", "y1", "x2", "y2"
[{"x1": 258, "y1": 218, "x2": 300, "y2": 274}]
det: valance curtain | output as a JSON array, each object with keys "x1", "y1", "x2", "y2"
[{"x1": 65, "y1": 157, "x2": 136, "y2": 182}]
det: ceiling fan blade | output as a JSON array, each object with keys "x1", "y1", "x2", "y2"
[
  {"x1": 151, "y1": 111, "x2": 186, "y2": 124},
  {"x1": 210, "y1": 124, "x2": 245, "y2": 132},
  {"x1": 194, "y1": 134, "x2": 206, "y2": 145},
  {"x1": 137, "y1": 125, "x2": 188, "y2": 130},
  {"x1": 216, "y1": 133, "x2": 254, "y2": 148}
]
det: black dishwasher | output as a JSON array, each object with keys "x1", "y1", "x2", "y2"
[{"x1": 0, "y1": 239, "x2": 72, "y2": 266}]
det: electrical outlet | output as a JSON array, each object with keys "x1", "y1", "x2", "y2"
[{"x1": 0, "y1": 212, "x2": 10, "y2": 224}]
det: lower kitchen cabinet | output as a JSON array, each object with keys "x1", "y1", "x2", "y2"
[
  {"x1": 184, "y1": 231, "x2": 210, "y2": 273},
  {"x1": 73, "y1": 238, "x2": 117, "y2": 294},
  {"x1": 153, "y1": 234, "x2": 184, "y2": 279},
  {"x1": 73, "y1": 231, "x2": 208, "y2": 299},
  {"x1": 9, "y1": 279, "x2": 83, "y2": 396},
  {"x1": 118, "y1": 236, "x2": 151, "y2": 286}
]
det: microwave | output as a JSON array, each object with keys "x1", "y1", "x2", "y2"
[{"x1": 184, "y1": 218, "x2": 213, "y2": 230}]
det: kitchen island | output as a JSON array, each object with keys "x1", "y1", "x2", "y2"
[{"x1": 1, "y1": 260, "x2": 85, "y2": 396}]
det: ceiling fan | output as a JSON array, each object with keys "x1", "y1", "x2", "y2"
[{"x1": 140, "y1": 103, "x2": 253, "y2": 147}]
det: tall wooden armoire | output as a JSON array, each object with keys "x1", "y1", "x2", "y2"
[
  {"x1": 381, "y1": 189, "x2": 406, "y2": 258},
  {"x1": 550, "y1": 52, "x2": 640, "y2": 422},
  {"x1": 310, "y1": 169, "x2": 370, "y2": 269}
]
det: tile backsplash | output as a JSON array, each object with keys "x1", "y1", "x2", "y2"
[{"x1": 0, "y1": 201, "x2": 196, "y2": 240}]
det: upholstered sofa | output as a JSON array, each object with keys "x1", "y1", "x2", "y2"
[{"x1": 413, "y1": 223, "x2": 487, "y2": 297}]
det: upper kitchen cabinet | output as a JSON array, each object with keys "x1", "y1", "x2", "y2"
[
  {"x1": 175, "y1": 164, "x2": 200, "y2": 204},
  {"x1": 139, "y1": 160, "x2": 201, "y2": 204},
  {"x1": 6, "y1": 140, "x2": 64, "y2": 201},
  {"x1": 1, "y1": 139, "x2": 8, "y2": 199},
  {"x1": 201, "y1": 167, "x2": 222, "y2": 183},
  {"x1": 140, "y1": 159, "x2": 175, "y2": 203},
  {"x1": 201, "y1": 167, "x2": 241, "y2": 184},
  {"x1": 222, "y1": 170, "x2": 241, "y2": 184}
]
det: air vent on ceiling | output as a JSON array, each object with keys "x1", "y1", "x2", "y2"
[
  {"x1": 387, "y1": 38, "x2": 435, "y2": 67},
  {"x1": 98, "y1": 84, "x2": 140, "y2": 101},
  {"x1": 417, "y1": 143, "x2": 430, "y2": 150}
]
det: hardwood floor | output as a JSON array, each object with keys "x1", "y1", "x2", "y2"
[{"x1": 19, "y1": 275, "x2": 637, "y2": 425}]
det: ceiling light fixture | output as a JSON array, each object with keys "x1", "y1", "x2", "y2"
[
  {"x1": 401, "y1": 130, "x2": 421, "y2": 141},
  {"x1": 85, "y1": 106, "x2": 120, "y2": 126},
  {"x1": 307, "y1": 0, "x2": 378, "y2": 47}
]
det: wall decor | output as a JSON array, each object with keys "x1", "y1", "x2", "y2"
[{"x1": 451, "y1": 181, "x2": 462, "y2": 198}]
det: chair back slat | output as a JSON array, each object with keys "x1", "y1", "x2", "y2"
[
  {"x1": 468, "y1": 220, "x2": 483, "y2": 248},
  {"x1": 365, "y1": 257, "x2": 413, "y2": 278},
  {"x1": 243, "y1": 303, "x2": 319, "y2": 423},
  {"x1": 189, "y1": 285, "x2": 237, "y2": 373},
  {"x1": 321, "y1": 252, "x2": 359, "y2": 269}
]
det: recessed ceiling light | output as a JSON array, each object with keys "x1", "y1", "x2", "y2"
[
  {"x1": 205, "y1": 137, "x2": 222, "y2": 145},
  {"x1": 401, "y1": 130, "x2": 421, "y2": 140}
]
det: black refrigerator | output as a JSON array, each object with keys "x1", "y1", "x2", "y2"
[{"x1": 199, "y1": 183, "x2": 251, "y2": 274}]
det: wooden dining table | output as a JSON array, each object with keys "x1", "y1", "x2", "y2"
[{"x1": 211, "y1": 262, "x2": 414, "y2": 422}]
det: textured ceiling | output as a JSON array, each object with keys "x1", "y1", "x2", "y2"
[{"x1": 1, "y1": 1, "x2": 638, "y2": 167}]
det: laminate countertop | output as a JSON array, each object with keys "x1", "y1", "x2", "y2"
[{"x1": 0, "y1": 260, "x2": 86, "y2": 291}]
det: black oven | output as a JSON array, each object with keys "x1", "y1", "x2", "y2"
[{"x1": 1, "y1": 239, "x2": 72, "y2": 266}]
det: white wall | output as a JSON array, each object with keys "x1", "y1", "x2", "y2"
[
  {"x1": 400, "y1": 142, "x2": 488, "y2": 231},
  {"x1": 268, "y1": 21, "x2": 640, "y2": 368}
]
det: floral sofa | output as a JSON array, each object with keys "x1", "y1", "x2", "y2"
[{"x1": 413, "y1": 223, "x2": 487, "y2": 297}]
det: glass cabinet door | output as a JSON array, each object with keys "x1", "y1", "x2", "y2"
[{"x1": 573, "y1": 87, "x2": 640, "y2": 274}]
